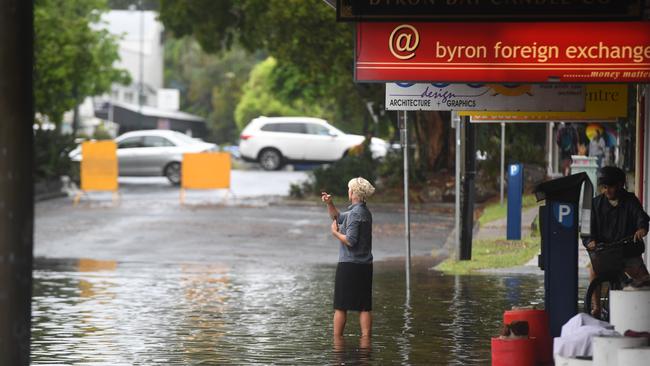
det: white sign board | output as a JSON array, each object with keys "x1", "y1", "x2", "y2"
[{"x1": 385, "y1": 83, "x2": 585, "y2": 111}]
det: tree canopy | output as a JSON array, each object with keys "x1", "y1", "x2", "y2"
[
  {"x1": 158, "y1": 0, "x2": 385, "y2": 135},
  {"x1": 164, "y1": 37, "x2": 262, "y2": 143},
  {"x1": 34, "y1": 0, "x2": 129, "y2": 126}
]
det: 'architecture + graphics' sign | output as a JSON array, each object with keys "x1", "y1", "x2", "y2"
[
  {"x1": 385, "y1": 83, "x2": 585, "y2": 111},
  {"x1": 356, "y1": 22, "x2": 650, "y2": 83},
  {"x1": 338, "y1": 0, "x2": 646, "y2": 22}
]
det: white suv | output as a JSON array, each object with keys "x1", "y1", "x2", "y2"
[{"x1": 239, "y1": 117, "x2": 388, "y2": 170}]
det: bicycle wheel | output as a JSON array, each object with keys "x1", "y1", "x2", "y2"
[{"x1": 584, "y1": 276, "x2": 620, "y2": 321}]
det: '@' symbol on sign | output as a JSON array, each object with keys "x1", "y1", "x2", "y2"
[{"x1": 389, "y1": 24, "x2": 420, "y2": 60}]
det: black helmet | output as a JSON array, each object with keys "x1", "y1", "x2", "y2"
[{"x1": 597, "y1": 166, "x2": 626, "y2": 186}]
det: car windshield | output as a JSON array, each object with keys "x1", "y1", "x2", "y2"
[
  {"x1": 327, "y1": 125, "x2": 345, "y2": 136},
  {"x1": 170, "y1": 132, "x2": 201, "y2": 145}
]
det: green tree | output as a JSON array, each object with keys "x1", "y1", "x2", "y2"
[
  {"x1": 159, "y1": 0, "x2": 452, "y2": 174},
  {"x1": 164, "y1": 37, "x2": 262, "y2": 143},
  {"x1": 159, "y1": 0, "x2": 385, "y2": 134},
  {"x1": 34, "y1": 0, "x2": 129, "y2": 129},
  {"x1": 234, "y1": 57, "x2": 324, "y2": 130}
]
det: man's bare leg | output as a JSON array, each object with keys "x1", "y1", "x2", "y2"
[
  {"x1": 589, "y1": 266, "x2": 602, "y2": 317},
  {"x1": 360, "y1": 311, "x2": 372, "y2": 337},
  {"x1": 334, "y1": 310, "x2": 347, "y2": 337}
]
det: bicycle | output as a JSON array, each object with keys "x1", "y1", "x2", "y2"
[{"x1": 583, "y1": 236, "x2": 644, "y2": 321}]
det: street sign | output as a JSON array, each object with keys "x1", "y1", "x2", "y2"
[
  {"x1": 385, "y1": 83, "x2": 585, "y2": 111},
  {"x1": 355, "y1": 22, "x2": 650, "y2": 83},
  {"x1": 463, "y1": 84, "x2": 628, "y2": 122},
  {"x1": 338, "y1": 0, "x2": 646, "y2": 22}
]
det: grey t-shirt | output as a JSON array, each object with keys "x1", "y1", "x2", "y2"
[{"x1": 337, "y1": 202, "x2": 373, "y2": 264}]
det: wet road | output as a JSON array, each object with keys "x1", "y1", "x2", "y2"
[
  {"x1": 36, "y1": 172, "x2": 454, "y2": 264},
  {"x1": 32, "y1": 172, "x2": 545, "y2": 365}
]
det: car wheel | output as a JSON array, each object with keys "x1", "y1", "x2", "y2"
[
  {"x1": 259, "y1": 149, "x2": 282, "y2": 171},
  {"x1": 165, "y1": 162, "x2": 182, "y2": 185}
]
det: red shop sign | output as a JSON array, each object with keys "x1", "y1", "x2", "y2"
[{"x1": 355, "y1": 22, "x2": 650, "y2": 83}]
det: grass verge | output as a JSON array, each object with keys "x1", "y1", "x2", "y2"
[
  {"x1": 479, "y1": 194, "x2": 538, "y2": 226},
  {"x1": 435, "y1": 236, "x2": 540, "y2": 275}
]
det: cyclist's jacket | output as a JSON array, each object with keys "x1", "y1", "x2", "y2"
[{"x1": 584, "y1": 190, "x2": 650, "y2": 252}]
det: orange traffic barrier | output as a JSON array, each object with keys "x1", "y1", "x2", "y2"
[
  {"x1": 180, "y1": 152, "x2": 231, "y2": 204},
  {"x1": 74, "y1": 140, "x2": 119, "y2": 205},
  {"x1": 491, "y1": 337, "x2": 536, "y2": 366},
  {"x1": 504, "y1": 309, "x2": 553, "y2": 364}
]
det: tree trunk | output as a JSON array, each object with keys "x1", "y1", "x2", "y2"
[
  {"x1": 413, "y1": 111, "x2": 449, "y2": 172},
  {"x1": 72, "y1": 84, "x2": 79, "y2": 136}
]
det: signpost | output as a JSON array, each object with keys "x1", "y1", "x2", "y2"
[
  {"x1": 399, "y1": 111, "x2": 411, "y2": 289},
  {"x1": 338, "y1": 0, "x2": 646, "y2": 22},
  {"x1": 385, "y1": 83, "x2": 585, "y2": 112},
  {"x1": 356, "y1": 22, "x2": 650, "y2": 83}
]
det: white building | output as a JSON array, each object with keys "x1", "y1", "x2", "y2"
[
  {"x1": 83, "y1": 9, "x2": 204, "y2": 136},
  {"x1": 101, "y1": 9, "x2": 165, "y2": 107}
]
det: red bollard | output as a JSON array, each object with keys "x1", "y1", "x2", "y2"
[
  {"x1": 504, "y1": 309, "x2": 553, "y2": 364},
  {"x1": 491, "y1": 337, "x2": 536, "y2": 366}
]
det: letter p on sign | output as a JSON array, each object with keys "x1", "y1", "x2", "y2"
[
  {"x1": 554, "y1": 204, "x2": 574, "y2": 228},
  {"x1": 558, "y1": 205, "x2": 571, "y2": 224},
  {"x1": 510, "y1": 164, "x2": 519, "y2": 176}
]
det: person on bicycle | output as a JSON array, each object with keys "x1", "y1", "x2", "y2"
[{"x1": 584, "y1": 166, "x2": 650, "y2": 317}]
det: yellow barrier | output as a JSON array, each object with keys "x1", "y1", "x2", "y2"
[
  {"x1": 180, "y1": 152, "x2": 231, "y2": 204},
  {"x1": 460, "y1": 84, "x2": 628, "y2": 121},
  {"x1": 74, "y1": 140, "x2": 119, "y2": 205}
]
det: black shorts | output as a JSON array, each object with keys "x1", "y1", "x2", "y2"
[{"x1": 334, "y1": 262, "x2": 373, "y2": 312}]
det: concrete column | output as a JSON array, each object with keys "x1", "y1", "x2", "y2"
[
  {"x1": 639, "y1": 85, "x2": 650, "y2": 264},
  {"x1": 0, "y1": 1, "x2": 34, "y2": 365}
]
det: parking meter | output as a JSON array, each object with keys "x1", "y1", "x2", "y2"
[
  {"x1": 534, "y1": 173, "x2": 593, "y2": 337},
  {"x1": 507, "y1": 163, "x2": 524, "y2": 240}
]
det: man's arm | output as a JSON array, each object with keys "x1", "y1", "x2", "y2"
[
  {"x1": 629, "y1": 194, "x2": 650, "y2": 240},
  {"x1": 327, "y1": 202, "x2": 339, "y2": 221},
  {"x1": 321, "y1": 192, "x2": 339, "y2": 220},
  {"x1": 583, "y1": 197, "x2": 598, "y2": 249},
  {"x1": 331, "y1": 220, "x2": 351, "y2": 247}
]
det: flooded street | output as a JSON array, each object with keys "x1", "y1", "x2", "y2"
[
  {"x1": 32, "y1": 257, "x2": 545, "y2": 365},
  {"x1": 32, "y1": 177, "x2": 543, "y2": 365}
]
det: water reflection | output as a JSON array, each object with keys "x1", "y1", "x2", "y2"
[
  {"x1": 399, "y1": 283, "x2": 412, "y2": 365},
  {"x1": 32, "y1": 257, "x2": 547, "y2": 365}
]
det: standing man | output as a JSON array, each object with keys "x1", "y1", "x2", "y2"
[{"x1": 321, "y1": 177, "x2": 375, "y2": 339}]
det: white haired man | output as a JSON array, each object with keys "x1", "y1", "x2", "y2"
[{"x1": 321, "y1": 177, "x2": 375, "y2": 340}]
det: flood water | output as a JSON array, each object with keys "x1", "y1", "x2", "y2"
[{"x1": 32, "y1": 257, "x2": 547, "y2": 365}]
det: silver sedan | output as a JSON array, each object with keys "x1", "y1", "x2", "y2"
[{"x1": 69, "y1": 130, "x2": 218, "y2": 185}]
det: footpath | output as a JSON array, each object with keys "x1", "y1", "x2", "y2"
[{"x1": 476, "y1": 206, "x2": 592, "y2": 277}]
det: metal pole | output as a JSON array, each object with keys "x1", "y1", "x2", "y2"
[
  {"x1": 460, "y1": 116, "x2": 476, "y2": 260},
  {"x1": 402, "y1": 111, "x2": 411, "y2": 288},
  {"x1": 455, "y1": 115, "x2": 462, "y2": 261},
  {"x1": 138, "y1": 0, "x2": 144, "y2": 113},
  {"x1": 644, "y1": 85, "x2": 650, "y2": 267},
  {"x1": 0, "y1": 1, "x2": 34, "y2": 364},
  {"x1": 548, "y1": 122, "x2": 554, "y2": 177},
  {"x1": 500, "y1": 122, "x2": 505, "y2": 206}
]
